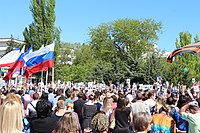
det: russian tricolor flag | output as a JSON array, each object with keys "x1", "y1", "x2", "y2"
[{"x1": 23, "y1": 43, "x2": 55, "y2": 77}]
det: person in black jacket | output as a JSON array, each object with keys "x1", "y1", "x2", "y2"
[
  {"x1": 29, "y1": 99, "x2": 57, "y2": 133},
  {"x1": 74, "y1": 92, "x2": 86, "y2": 130}
]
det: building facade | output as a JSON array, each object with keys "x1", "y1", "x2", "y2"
[{"x1": 0, "y1": 38, "x2": 25, "y2": 57}]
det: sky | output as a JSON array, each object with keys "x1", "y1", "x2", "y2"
[{"x1": 1, "y1": 0, "x2": 200, "y2": 52}]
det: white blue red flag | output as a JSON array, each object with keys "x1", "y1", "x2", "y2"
[{"x1": 23, "y1": 43, "x2": 55, "y2": 77}]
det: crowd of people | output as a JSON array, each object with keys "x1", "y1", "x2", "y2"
[{"x1": 0, "y1": 83, "x2": 200, "y2": 133}]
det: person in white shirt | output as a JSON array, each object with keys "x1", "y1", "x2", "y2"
[
  {"x1": 131, "y1": 92, "x2": 150, "y2": 115},
  {"x1": 144, "y1": 90, "x2": 156, "y2": 111},
  {"x1": 26, "y1": 93, "x2": 39, "y2": 120}
]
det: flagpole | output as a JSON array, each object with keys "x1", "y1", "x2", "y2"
[
  {"x1": 52, "y1": 68, "x2": 54, "y2": 87},
  {"x1": 21, "y1": 67, "x2": 23, "y2": 85},
  {"x1": 46, "y1": 69, "x2": 48, "y2": 85},
  {"x1": 41, "y1": 71, "x2": 43, "y2": 83}
]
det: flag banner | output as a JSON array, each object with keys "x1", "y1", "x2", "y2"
[
  {"x1": 3, "y1": 46, "x2": 32, "y2": 80},
  {"x1": 26, "y1": 60, "x2": 53, "y2": 74},
  {"x1": 23, "y1": 43, "x2": 55, "y2": 77},
  {"x1": 167, "y1": 42, "x2": 200, "y2": 63},
  {"x1": 0, "y1": 48, "x2": 21, "y2": 67},
  {"x1": 25, "y1": 52, "x2": 54, "y2": 67},
  {"x1": 23, "y1": 43, "x2": 54, "y2": 63}
]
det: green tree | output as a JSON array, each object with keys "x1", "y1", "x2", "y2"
[
  {"x1": 55, "y1": 43, "x2": 97, "y2": 83},
  {"x1": 89, "y1": 18, "x2": 162, "y2": 84},
  {"x1": 193, "y1": 34, "x2": 200, "y2": 81},
  {"x1": 166, "y1": 32, "x2": 200, "y2": 86},
  {"x1": 55, "y1": 42, "x2": 77, "y2": 81},
  {"x1": 23, "y1": 0, "x2": 60, "y2": 50},
  {"x1": 71, "y1": 44, "x2": 97, "y2": 82},
  {"x1": 143, "y1": 46, "x2": 166, "y2": 84},
  {"x1": 194, "y1": 34, "x2": 199, "y2": 43}
]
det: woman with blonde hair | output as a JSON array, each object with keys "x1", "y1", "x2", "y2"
[
  {"x1": 55, "y1": 111, "x2": 82, "y2": 133},
  {"x1": 67, "y1": 102, "x2": 74, "y2": 112},
  {"x1": 66, "y1": 102, "x2": 82, "y2": 132},
  {"x1": 4, "y1": 93, "x2": 25, "y2": 117},
  {"x1": 51, "y1": 100, "x2": 66, "y2": 121},
  {"x1": 0, "y1": 100, "x2": 23, "y2": 133},
  {"x1": 150, "y1": 95, "x2": 166, "y2": 115},
  {"x1": 4, "y1": 93, "x2": 22, "y2": 105},
  {"x1": 101, "y1": 97, "x2": 113, "y2": 118}
]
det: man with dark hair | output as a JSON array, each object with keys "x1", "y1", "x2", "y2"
[
  {"x1": 65, "y1": 89, "x2": 72, "y2": 98},
  {"x1": 65, "y1": 89, "x2": 74, "y2": 103},
  {"x1": 179, "y1": 101, "x2": 200, "y2": 133},
  {"x1": 74, "y1": 92, "x2": 86, "y2": 130},
  {"x1": 48, "y1": 87, "x2": 55, "y2": 106},
  {"x1": 30, "y1": 99, "x2": 57, "y2": 133}
]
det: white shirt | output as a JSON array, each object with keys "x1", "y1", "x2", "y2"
[
  {"x1": 144, "y1": 98, "x2": 156, "y2": 110},
  {"x1": 26, "y1": 100, "x2": 38, "y2": 116},
  {"x1": 131, "y1": 100, "x2": 150, "y2": 115}
]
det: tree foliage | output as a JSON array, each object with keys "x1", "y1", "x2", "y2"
[
  {"x1": 143, "y1": 47, "x2": 166, "y2": 84},
  {"x1": 164, "y1": 32, "x2": 200, "y2": 87},
  {"x1": 55, "y1": 43, "x2": 97, "y2": 83},
  {"x1": 51, "y1": 18, "x2": 200, "y2": 87},
  {"x1": 23, "y1": 0, "x2": 60, "y2": 50},
  {"x1": 89, "y1": 18, "x2": 162, "y2": 84}
]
